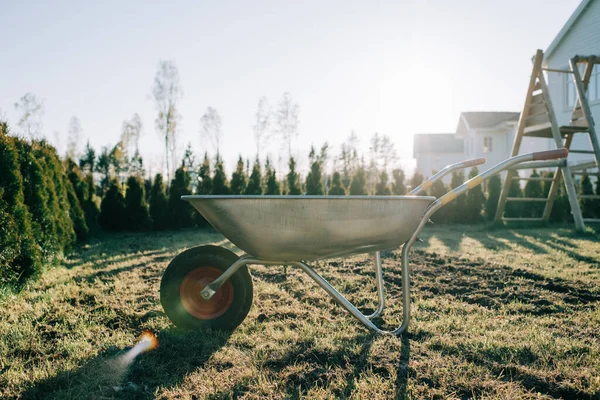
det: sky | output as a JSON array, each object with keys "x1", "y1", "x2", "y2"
[{"x1": 0, "y1": 0, "x2": 582, "y2": 176}]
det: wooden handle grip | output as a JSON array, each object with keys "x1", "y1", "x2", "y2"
[
  {"x1": 461, "y1": 158, "x2": 486, "y2": 167},
  {"x1": 533, "y1": 148, "x2": 568, "y2": 161}
]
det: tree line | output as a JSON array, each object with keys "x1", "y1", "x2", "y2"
[{"x1": 2, "y1": 117, "x2": 599, "y2": 288}]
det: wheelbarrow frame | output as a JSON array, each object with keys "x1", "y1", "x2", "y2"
[{"x1": 186, "y1": 149, "x2": 568, "y2": 336}]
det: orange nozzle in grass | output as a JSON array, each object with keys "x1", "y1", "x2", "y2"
[{"x1": 121, "y1": 330, "x2": 159, "y2": 364}]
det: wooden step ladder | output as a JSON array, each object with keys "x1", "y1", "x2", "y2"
[{"x1": 495, "y1": 49, "x2": 600, "y2": 231}]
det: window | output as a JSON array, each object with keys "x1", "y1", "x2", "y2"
[
  {"x1": 566, "y1": 64, "x2": 599, "y2": 108},
  {"x1": 483, "y1": 136, "x2": 492, "y2": 153}
]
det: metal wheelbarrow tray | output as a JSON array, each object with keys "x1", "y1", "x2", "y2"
[{"x1": 159, "y1": 149, "x2": 568, "y2": 336}]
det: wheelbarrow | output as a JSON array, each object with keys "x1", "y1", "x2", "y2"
[{"x1": 159, "y1": 149, "x2": 568, "y2": 336}]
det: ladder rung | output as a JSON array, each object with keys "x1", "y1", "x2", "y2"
[
  {"x1": 514, "y1": 177, "x2": 554, "y2": 181},
  {"x1": 580, "y1": 195, "x2": 600, "y2": 199},
  {"x1": 502, "y1": 217, "x2": 545, "y2": 222},
  {"x1": 561, "y1": 125, "x2": 589, "y2": 134},
  {"x1": 569, "y1": 150, "x2": 595, "y2": 154},
  {"x1": 568, "y1": 160, "x2": 598, "y2": 170},
  {"x1": 506, "y1": 197, "x2": 548, "y2": 202},
  {"x1": 542, "y1": 67, "x2": 573, "y2": 74}
]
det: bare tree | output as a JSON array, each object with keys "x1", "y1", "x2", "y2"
[
  {"x1": 339, "y1": 130, "x2": 360, "y2": 187},
  {"x1": 66, "y1": 116, "x2": 83, "y2": 160},
  {"x1": 274, "y1": 92, "x2": 299, "y2": 157},
  {"x1": 379, "y1": 134, "x2": 398, "y2": 171},
  {"x1": 200, "y1": 107, "x2": 223, "y2": 155},
  {"x1": 121, "y1": 113, "x2": 144, "y2": 154},
  {"x1": 152, "y1": 60, "x2": 182, "y2": 181},
  {"x1": 253, "y1": 96, "x2": 270, "y2": 157},
  {"x1": 14, "y1": 93, "x2": 45, "y2": 139}
]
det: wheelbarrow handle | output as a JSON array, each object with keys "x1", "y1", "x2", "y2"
[
  {"x1": 408, "y1": 157, "x2": 487, "y2": 195},
  {"x1": 461, "y1": 157, "x2": 487, "y2": 167},
  {"x1": 434, "y1": 149, "x2": 568, "y2": 206},
  {"x1": 533, "y1": 148, "x2": 568, "y2": 161}
]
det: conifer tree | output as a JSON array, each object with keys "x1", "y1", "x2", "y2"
[
  {"x1": 349, "y1": 166, "x2": 367, "y2": 195},
  {"x1": 286, "y1": 156, "x2": 302, "y2": 195},
  {"x1": 543, "y1": 172, "x2": 571, "y2": 223},
  {"x1": 79, "y1": 140, "x2": 96, "y2": 173},
  {"x1": 150, "y1": 173, "x2": 169, "y2": 230},
  {"x1": 211, "y1": 156, "x2": 230, "y2": 195},
  {"x1": 265, "y1": 167, "x2": 281, "y2": 195},
  {"x1": 410, "y1": 171, "x2": 425, "y2": 195},
  {"x1": 329, "y1": 171, "x2": 346, "y2": 195},
  {"x1": 429, "y1": 178, "x2": 449, "y2": 223},
  {"x1": 579, "y1": 173, "x2": 595, "y2": 218},
  {"x1": 66, "y1": 182, "x2": 88, "y2": 241},
  {"x1": 125, "y1": 175, "x2": 151, "y2": 231},
  {"x1": 594, "y1": 177, "x2": 600, "y2": 219},
  {"x1": 0, "y1": 125, "x2": 42, "y2": 284},
  {"x1": 464, "y1": 167, "x2": 485, "y2": 223},
  {"x1": 83, "y1": 174, "x2": 101, "y2": 234},
  {"x1": 305, "y1": 147, "x2": 324, "y2": 195},
  {"x1": 524, "y1": 169, "x2": 544, "y2": 217},
  {"x1": 486, "y1": 174, "x2": 502, "y2": 221},
  {"x1": 230, "y1": 155, "x2": 247, "y2": 195},
  {"x1": 64, "y1": 159, "x2": 89, "y2": 240},
  {"x1": 169, "y1": 167, "x2": 195, "y2": 229},
  {"x1": 196, "y1": 152, "x2": 212, "y2": 195},
  {"x1": 245, "y1": 158, "x2": 263, "y2": 195},
  {"x1": 391, "y1": 168, "x2": 406, "y2": 195},
  {"x1": 99, "y1": 179, "x2": 126, "y2": 231},
  {"x1": 449, "y1": 171, "x2": 466, "y2": 223},
  {"x1": 35, "y1": 142, "x2": 77, "y2": 248},
  {"x1": 505, "y1": 170, "x2": 524, "y2": 218},
  {"x1": 15, "y1": 140, "x2": 56, "y2": 253},
  {"x1": 375, "y1": 171, "x2": 391, "y2": 195}
]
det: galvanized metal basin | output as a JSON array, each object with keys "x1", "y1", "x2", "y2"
[{"x1": 182, "y1": 195, "x2": 435, "y2": 261}]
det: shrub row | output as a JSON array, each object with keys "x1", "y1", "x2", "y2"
[{"x1": 0, "y1": 123, "x2": 87, "y2": 286}]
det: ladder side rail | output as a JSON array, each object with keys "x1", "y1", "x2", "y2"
[
  {"x1": 495, "y1": 49, "x2": 545, "y2": 222},
  {"x1": 570, "y1": 57, "x2": 600, "y2": 180},
  {"x1": 538, "y1": 69, "x2": 585, "y2": 231}
]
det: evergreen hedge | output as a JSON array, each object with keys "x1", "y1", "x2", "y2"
[
  {"x1": 0, "y1": 125, "x2": 42, "y2": 285},
  {"x1": 150, "y1": 173, "x2": 170, "y2": 230},
  {"x1": 125, "y1": 175, "x2": 151, "y2": 231},
  {"x1": 99, "y1": 179, "x2": 127, "y2": 231},
  {"x1": 230, "y1": 156, "x2": 247, "y2": 195},
  {"x1": 168, "y1": 167, "x2": 196, "y2": 229},
  {"x1": 329, "y1": 172, "x2": 346, "y2": 195},
  {"x1": 286, "y1": 157, "x2": 301, "y2": 195},
  {"x1": 464, "y1": 167, "x2": 485, "y2": 223}
]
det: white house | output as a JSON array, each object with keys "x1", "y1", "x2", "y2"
[
  {"x1": 414, "y1": 0, "x2": 599, "y2": 181},
  {"x1": 544, "y1": 0, "x2": 600, "y2": 164},
  {"x1": 415, "y1": 111, "x2": 527, "y2": 181}
]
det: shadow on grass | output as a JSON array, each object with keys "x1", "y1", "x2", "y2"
[
  {"x1": 21, "y1": 328, "x2": 231, "y2": 400},
  {"x1": 428, "y1": 340, "x2": 598, "y2": 400},
  {"x1": 64, "y1": 227, "x2": 230, "y2": 269}
]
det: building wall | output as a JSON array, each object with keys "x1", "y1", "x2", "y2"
[
  {"x1": 414, "y1": 151, "x2": 464, "y2": 183},
  {"x1": 545, "y1": 0, "x2": 600, "y2": 164}
]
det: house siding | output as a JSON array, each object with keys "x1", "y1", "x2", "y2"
[
  {"x1": 546, "y1": 0, "x2": 600, "y2": 165},
  {"x1": 414, "y1": 151, "x2": 464, "y2": 183}
]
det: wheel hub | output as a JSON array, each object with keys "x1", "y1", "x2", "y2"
[{"x1": 180, "y1": 267, "x2": 234, "y2": 319}]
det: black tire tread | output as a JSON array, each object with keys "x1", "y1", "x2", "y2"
[{"x1": 160, "y1": 245, "x2": 253, "y2": 330}]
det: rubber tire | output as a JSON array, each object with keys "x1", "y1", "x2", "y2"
[{"x1": 160, "y1": 245, "x2": 253, "y2": 331}]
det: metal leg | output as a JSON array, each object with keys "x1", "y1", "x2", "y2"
[
  {"x1": 366, "y1": 251, "x2": 385, "y2": 320},
  {"x1": 200, "y1": 243, "x2": 419, "y2": 336}
]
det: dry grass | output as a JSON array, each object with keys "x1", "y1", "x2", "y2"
[{"x1": 1, "y1": 225, "x2": 599, "y2": 399}]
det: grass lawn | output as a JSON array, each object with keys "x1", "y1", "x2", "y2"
[{"x1": 1, "y1": 225, "x2": 599, "y2": 399}]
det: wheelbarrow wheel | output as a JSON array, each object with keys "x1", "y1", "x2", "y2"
[{"x1": 160, "y1": 245, "x2": 253, "y2": 331}]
